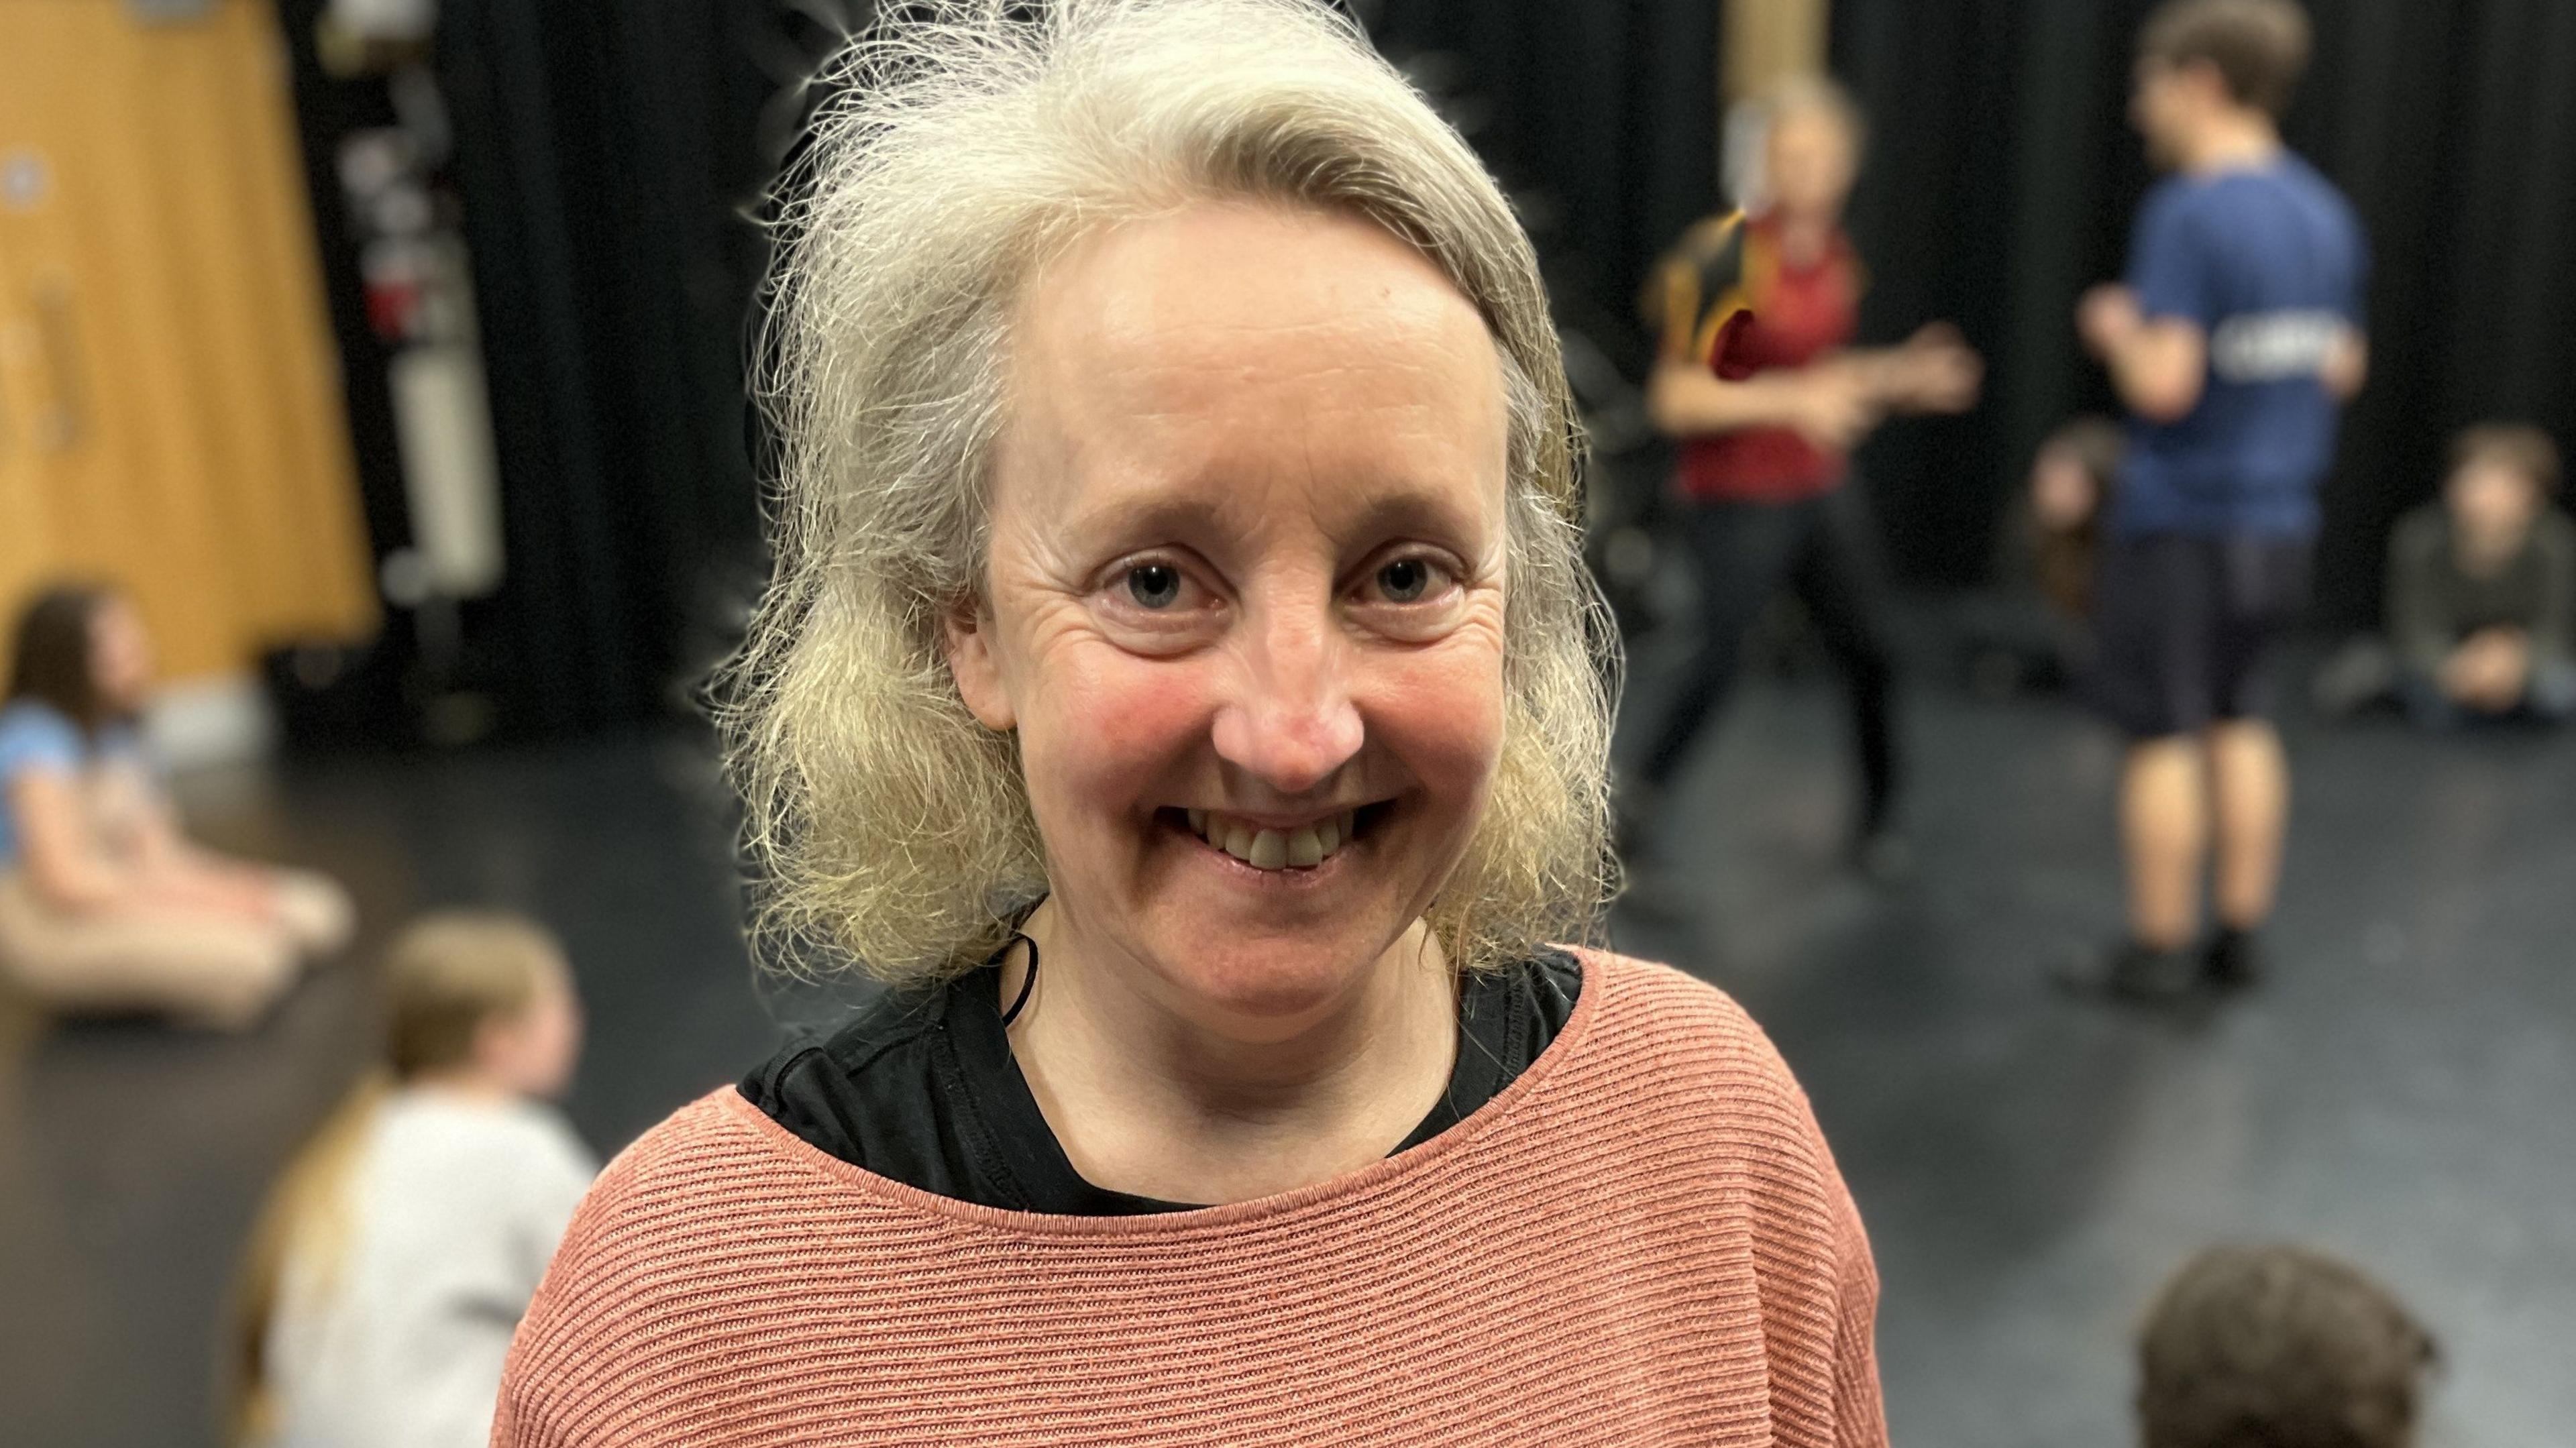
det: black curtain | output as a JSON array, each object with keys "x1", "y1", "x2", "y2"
[
  {"x1": 433, "y1": 2, "x2": 773, "y2": 734},
  {"x1": 407, "y1": 0, "x2": 1723, "y2": 740},
  {"x1": 1366, "y1": 0, "x2": 1722, "y2": 386},
  {"x1": 1835, "y1": 0, "x2": 2576, "y2": 617}
]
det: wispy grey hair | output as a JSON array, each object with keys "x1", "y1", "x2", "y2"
[{"x1": 718, "y1": 0, "x2": 1617, "y2": 984}]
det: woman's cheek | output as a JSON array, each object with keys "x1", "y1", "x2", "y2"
[
  {"x1": 1371, "y1": 629, "x2": 1507, "y2": 803},
  {"x1": 1022, "y1": 641, "x2": 1215, "y2": 807}
]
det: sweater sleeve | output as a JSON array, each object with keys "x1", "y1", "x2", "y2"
[
  {"x1": 1702, "y1": 972, "x2": 1889, "y2": 1448},
  {"x1": 1819, "y1": 1135, "x2": 1887, "y2": 1448},
  {"x1": 490, "y1": 1105, "x2": 686, "y2": 1448}
]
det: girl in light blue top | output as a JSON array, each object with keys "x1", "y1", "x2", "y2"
[{"x1": 0, "y1": 585, "x2": 352, "y2": 1028}]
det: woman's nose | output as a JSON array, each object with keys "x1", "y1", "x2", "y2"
[{"x1": 1209, "y1": 603, "x2": 1364, "y2": 795}]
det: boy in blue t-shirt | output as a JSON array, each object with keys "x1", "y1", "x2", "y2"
[{"x1": 2069, "y1": 0, "x2": 2366, "y2": 1001}]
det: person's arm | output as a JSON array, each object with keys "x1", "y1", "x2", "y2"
[
  {"x1": 2081, "y1": 190, "x2": 2214, "y2": 424},
  {"x1": 1644, "y1": 360, "x2": 1879, "y2": 451},
  {"x1": 1838, "y1": 321, "x2": 1982, "y2": 417},
  {"x1": 12, "y1": 763, "x2": 276, "y2": 920},
  {"x1": 96, "y1": 758, "x2": 284, "y2": 917},
  {"x1": 1640, "y1": 216, "x2": 1881, "y2": 453},
  {"x1": 109, "y1": 762, "x2": 195, "y2": 874},
  {"x1": 2322, "y1": 328, "x2": 2368, "y2": 403},
  {"x1": 2078, "y1": 286, "x2": 2207, "y2": 424},
  {"x1": 7, "y1": 771, "x2": 131, "y2": 912}
]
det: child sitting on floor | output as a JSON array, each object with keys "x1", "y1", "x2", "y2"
[
  {"x1": 2316, "y1": 423, "x2": 2576, "y2": 726},
  {"x1": 225, "y1": 911, "x2": 595, "y2": 1448}
]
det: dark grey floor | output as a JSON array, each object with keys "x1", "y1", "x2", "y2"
[{"x1": 4, "y1": 674, "x2": 2571, "y2": 1445}]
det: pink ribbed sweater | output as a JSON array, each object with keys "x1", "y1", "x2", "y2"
[{"x1": 494, "y1": 952, "x2": 1884, "y2": 1447}]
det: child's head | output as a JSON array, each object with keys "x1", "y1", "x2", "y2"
[
  {"x1": 2443, "y1": 423, "x2": 2560, "y2": 551},
  {"x1": 2133, "y1": 1, "x2": 2312, "y2": 162},
  {"x1": 2031, "y1": 416, "x2": 2125, "y2": 535},
  {"x1": 5, "y1": 583, "x2": 154, "y2": 730},
  {"x1": 384, "y1": 912, "x2": 583, "y2": 1099},
  {"x1": 2137, "y1": 1244, "x2": 2436, "y2": 1448}
]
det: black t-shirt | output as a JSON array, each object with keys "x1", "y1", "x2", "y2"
[{"x1": 741, "y1": 948, "x2": 1582, "y2": 1215}]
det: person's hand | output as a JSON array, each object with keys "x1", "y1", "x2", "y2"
[
  {"x1": 2442, "y1": 628, "x2": 2531, "y2": 712},
  {"x1": 1889, "y1": 322, "x2": 1982, "y2": 413},
  {"x1": 2077, "y1": 284, "x2": 2141, "y2": 359},
  {"x1": 1786, "y1": 367, "x2": 1883, "y2": 452}
]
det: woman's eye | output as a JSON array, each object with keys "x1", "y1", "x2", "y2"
[
  {"x1": 1126, "y1": 563, "x2": 1183, "y2": 610},
  {"x1": 1375, "y1": 557, "x2": 1434, "y2": 603}
]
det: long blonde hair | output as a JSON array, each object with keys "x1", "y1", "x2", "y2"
[
  {"x1": 221, "y1": 913, "x2": 570, "y2": 1446},
  {"x1": 718, "y1": 0, "x2": 1617, "y2": 987}
]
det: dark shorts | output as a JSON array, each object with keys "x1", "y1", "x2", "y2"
[{"x1": 2088, "y1": 533, "x2": 2312, "y2": 739}]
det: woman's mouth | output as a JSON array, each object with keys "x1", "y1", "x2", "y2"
[{"x1": 1171, "y1": 807, "x2": 1368, "y2": 871}]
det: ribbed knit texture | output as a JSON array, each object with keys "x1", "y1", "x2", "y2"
[{"x1": 494, "y1": 952, "x2": 1884, "y2": 1447}]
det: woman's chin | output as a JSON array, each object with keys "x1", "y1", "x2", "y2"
[{"x1": 1131, "y1": 910, "x2": 1413, "y2": 1029}]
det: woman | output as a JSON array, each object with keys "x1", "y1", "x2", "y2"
[
  {"x1": 0, "y1": 586, "x2": 352, "y2": 1028},
  {"x1": 497, "y1": 4, "x2": 1883, "y2": 1444},
  {"x1": 229, "y1": 912, "x2": 592, "y2": 1448}
]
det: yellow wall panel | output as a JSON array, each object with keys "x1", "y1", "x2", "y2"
[{"x1": 0, "y1": 0, "x2": 376, "y2": 685}]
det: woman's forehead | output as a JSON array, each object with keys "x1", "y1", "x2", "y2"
[
  {"x1": 996, "y1": 203, "x2": 1509, "y2": 532},
  {"x1": 1016, "y1": 204, "x2": 1495, "y2": 382}
]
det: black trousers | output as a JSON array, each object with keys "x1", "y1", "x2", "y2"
[
  {"x1": 2086, "y1": 532, "x2": 2312, "y2": 739},
  {"x1": 1638, "y1": 486, "x2": 1899, "y2": 832}
]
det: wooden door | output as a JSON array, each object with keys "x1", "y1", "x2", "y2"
[{"x1": 0, "y1": 0, "x2": 375, "y2": 684}]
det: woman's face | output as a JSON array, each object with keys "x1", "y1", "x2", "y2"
[
  {"x1": 2447, "y1": 461, "x2": 2543, "y2": 551},
  {"x1": 1764, "y1": 107, "x2": 1857, "y2": 225},
  {"x1": 949, "y1": 203, "x2": 1511, "y2": 1033},
  {"x1": 88, "y1": 597, "x2": 154, "y2": 713}
]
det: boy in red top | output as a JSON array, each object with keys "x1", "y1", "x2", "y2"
[{"x1": 1627, "y1": 77, "x2": 1980, "y2": 880}]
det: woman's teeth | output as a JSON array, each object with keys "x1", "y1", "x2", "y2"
[{"x1": 1183, "y1": 809, "x2": 1358, "y2": 871}]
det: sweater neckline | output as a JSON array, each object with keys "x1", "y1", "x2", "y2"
[{"x1": 717, "y1": 947, "x2": 1609, "y2": 1240}]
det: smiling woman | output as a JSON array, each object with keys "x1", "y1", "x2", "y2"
[{"x1": 492, "y1": 4, "x2": 1884, "y2": 1445}]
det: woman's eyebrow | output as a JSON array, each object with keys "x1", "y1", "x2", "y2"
[
  {"x1": 1332, "y1": 485, "x2": 1495, "y2": 550},
  {"x1": 1058, "y1": 492, "x2": 1234, "y2": 553},
  {"x1": 1051, "y1": 473, "x2": 1494, "y2": 561}
]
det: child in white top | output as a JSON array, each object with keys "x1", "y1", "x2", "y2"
[{"x1": 227, "y1": 913, "x2": 596, "y2": 1448}]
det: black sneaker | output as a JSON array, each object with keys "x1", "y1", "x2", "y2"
[
  {"x1": 2053, "y1": 940, "x2": 2200, "y2": 1004},
  {"x1": 2202, "y1": 927, "x2": 2263, "y2": 991}
]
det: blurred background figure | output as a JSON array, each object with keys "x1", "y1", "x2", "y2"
[
  {"x1": 2135, "y1": 1244, "x2": 2438, "y2": 1448},
  {"x1": 1623, "y1": 75, "x2": 1979, "y2": 888},
  {"x1": 1960, "y1": 415, "x2": 2125, "y2": 697},
  {"x1": 225, "y1": 912, "x2": 591, "y2": 1448},
  {"x1": 2313, "y1": 423, "x2": 2576, "y2": 729},
  {"x1": 0, "y1": 586, "x2": 353, "y2": 1029},
  {"x1": 2067, "y1": 0, "x2": 2365, "y2": 1003}
]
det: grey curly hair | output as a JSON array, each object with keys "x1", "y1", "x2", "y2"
[{"x1": 718, "y1": 0, "x2": 1616, "y2": 985}]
